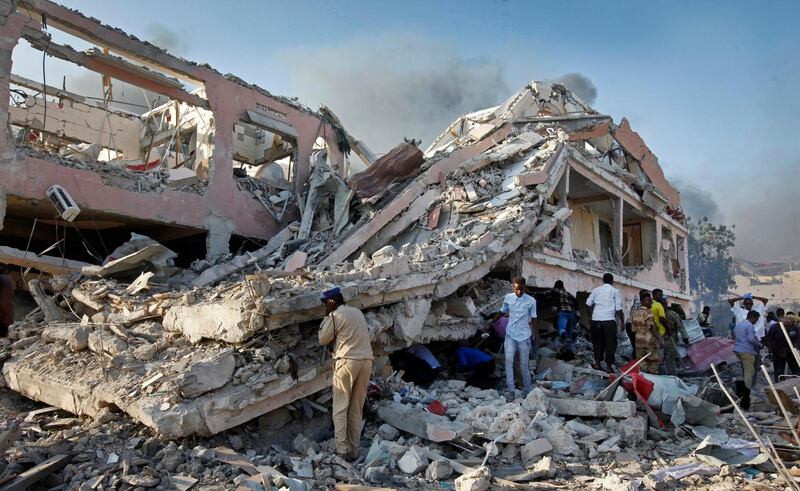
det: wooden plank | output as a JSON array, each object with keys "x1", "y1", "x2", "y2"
[
  {"x1": 213, "y1": 447, "x2": 258, "y2": 476},
  {"x1": 0, "y1": 454, "x2": 70, "y2": 491}
]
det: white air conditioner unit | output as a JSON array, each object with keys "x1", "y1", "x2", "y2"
[{"x1": 46, "y1": 185, "x2": 81, "y2": 222}]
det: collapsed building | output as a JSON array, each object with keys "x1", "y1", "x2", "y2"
[{"x1": 0, "y1": 0, "x2": 693, "y2": 440}]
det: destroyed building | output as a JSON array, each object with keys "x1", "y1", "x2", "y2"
[{"x1": 0, "y1": 0, "x2": 692, "y2": 441}]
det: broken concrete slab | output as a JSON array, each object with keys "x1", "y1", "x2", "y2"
[
  {"x1": 521, "y1": 438, "x2": 553, "y2": 466},
  {"x1": 377, "y1": 403, "x2": 470, "y2": 442},
  {"x1": 548, "y1": 397, "x2": 636, "y2": 418},
  {"x1": 178, "y1": 350, "x2": 236, "y2": 398}
]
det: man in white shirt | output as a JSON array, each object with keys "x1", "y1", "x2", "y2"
[
  {"x1": 728, "y1": 293, "x2": 768, "y2": 341},
  {"x1": 586, "y1": 273, "x2": 624, "y2": 372},
  {"x1": 491, "y1": 277, "x2": 538, "y2": 398}
]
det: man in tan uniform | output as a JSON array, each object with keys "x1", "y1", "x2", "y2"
[{"x1": 319, "y1": 287, "x2": 373, "y2": 459}]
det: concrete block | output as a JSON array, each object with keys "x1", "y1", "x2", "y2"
[
  {"x1": 544, "y1": 426, "x2": 578, "y2": 456},
  {"x1": 445, "y1": 296, "x2": 477, "y2": 317},
  {"x1": 537, "y1": 358, "x2": 573, "y2": 382},
  {"x1": 513, "y1": 171, "x2": 547, "y2": 187},
  {"x1": 426, "y1": 459, "x2": 453, "y2": 480},
  {"x1": 377, "y1": 403, "x2": 470, "y2": 442},
  {"x1": 521, "y1": 438, "x2": 553, "y2": 466},
  {"x1": 371, "y1": 245, "x2": 397, "y2": 266},
  {"x1": 455, "y1": 466, "x2": 491, "y2": 491},
  {"x1": 166, "y1": 167, "x2": 199, "y2": 186},
  {"x1": 179, "y1": 350, "x2": 236, "y2": 398},
  {"x1": 548, "y1": 397, "x2": 636, "y2": 418},
  {"x1": 377, "y1": 423, "x2": 399, "y2": 441},
  {"x1": 619, "y1": 415, "x2": 647, "y2": 444},
  {"x1": 163, "y1": 300, "x2": 256, "y2": 344},
  {"x1": 565, "y1": 419, "x2": 597, "y2": 438},
  {"x1": 398, "y1": 446, "x2": 428, "y2": 475},
  {"x1": 284, "y1": 251, "x2": 307, "y2": 272}
]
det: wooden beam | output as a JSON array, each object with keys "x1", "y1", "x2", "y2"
[{"x1": 0, "y1": 454, "x2": 71, "y2": 491}]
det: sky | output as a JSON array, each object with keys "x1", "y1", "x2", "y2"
[{"x1": 10, "y1": 0, "x2": 800, "y2": 262}]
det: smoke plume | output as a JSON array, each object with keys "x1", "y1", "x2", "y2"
[
  {"x1": 281, "y1": 34, "x2": 510, "y2": 154},
  {"x1": 144, "y1": 24, "x2": 190, "y2": 57},
  {"x1": 672, "y1": 177, "x2": 722, "y2": 223},
  {"x1": 552, "y1": 73, "x2": 598, "y2": 105}
]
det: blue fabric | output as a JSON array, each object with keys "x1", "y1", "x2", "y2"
[
  {"x1": 734, "y1": 320, "x2": 760, "y2": 355},
  {"x1": 500, "y1": 293, "x2": 537, "y2": 342},
  {"x1": 455, "y1": 347, "x2": 492, "y2": 371},
  {"x1": 557, "y1": 311, "x2": 577, "y2": 351},
  {"x1": 504, "y1": 336, "x2": 532, "y2": 392},
  {"x1": 320, "y1": 287, "x2": 341, "y2": 301}
]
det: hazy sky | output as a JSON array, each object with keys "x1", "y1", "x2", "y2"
[{"x1": 11, "y1": 0, "x2": 800, "y2": 261}]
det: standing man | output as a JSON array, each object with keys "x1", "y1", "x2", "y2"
[
  {"x1": 765, "y1": 311, "x2": 799, "y2": 382},
  {"x1": 549, "y1": 280, "x2": 577, "y2": 355},
  {"x1": 651, "y1": 289, "x2": 672, "y2": 374},
  {"x1": 0, "y1": 266, "x2": 14, "y2": 338},
  {"x1": 733, "y1": 310, "x2": 762, "y2": 410},
  {"x1": 318, "y1": 287, "x2": 373, "y2": 460},
  {"x1": 586, "y1": 273, "x2": 624, "y2": 372},
  {"x1": 728, "y1": 293, "x2": 768, "y2": 341},
  {"x1": 492, "y1": 277, "x2": 538, "y2": 398},
  {"x1": 631, "y1": 291, "x2": 663, "y2": 373}
]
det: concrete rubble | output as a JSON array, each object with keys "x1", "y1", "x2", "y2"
[{"x1": 0, "y1": 1, "x2": 796, "y2": 490}]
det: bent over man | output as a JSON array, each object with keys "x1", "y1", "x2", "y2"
[{"x1": 319, "y1": 287, "x2": 373, "y2": 459}]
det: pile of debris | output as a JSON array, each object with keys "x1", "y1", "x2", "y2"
[{"x1": 0, "y1": 80, "x2": 760, "y2": 489}]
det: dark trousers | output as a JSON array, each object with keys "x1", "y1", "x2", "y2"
[
  {"x1": 773, "y1": 354, "x2": 800, "y2": 382},
  {"x1": 591, "y1": 320, "x2": 618, "y2": 366}
]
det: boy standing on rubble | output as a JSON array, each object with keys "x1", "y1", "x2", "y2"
[
  {"x1": 318, "y1": 287, "x2": 373, "y2": 460},
  {"x1": 631, "y1": 291, "x2": 662, "y2": 373},
  {"x1": 492, "y1": 277, "x2": 538, "y2": 398},
  {"x1": 586, "y1": 273, "x2": 624, "y2": 372}
]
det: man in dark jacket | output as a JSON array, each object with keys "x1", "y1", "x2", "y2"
[{"x1": 766, "y1": 315, "x2": 800, "y2": 382}]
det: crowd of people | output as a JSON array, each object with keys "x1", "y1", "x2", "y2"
[
  {"x1": 728, "y1": 294, "x2": 800, "y2": 410},
  {"x1": 316, "y1": 278, "x2": 797, "y2": 459}
]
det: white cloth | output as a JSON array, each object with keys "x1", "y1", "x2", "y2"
[
  {"x1": 586, "y1": 283, "x2": 623, "y2": 321},
  {"x1": 407, "y1": 344, "x2": 440, "y2": 369},
  {"x1": 732, "y1": 301, "x2": 766, "y2": 340}
]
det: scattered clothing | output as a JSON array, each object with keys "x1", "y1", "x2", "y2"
[
  {"x1": 454, "y1": 347, "x2": 496, "y2": 389},
  {"x1": 455, "y1": 347, "x2": 493, "y2": 371},
  {"x1": 492, "y1": 316, "x2": 509, "y2": 339},
  {"x1": 407, "y1": 344, "x2": 441, "y2": 370}
]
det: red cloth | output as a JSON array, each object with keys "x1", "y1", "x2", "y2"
[{"x1": 427, "y1": 400, "x2": 446, "y2": 416}]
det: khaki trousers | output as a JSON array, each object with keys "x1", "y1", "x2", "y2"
[
  {"x1": 736, "y1": 352, "x2": 757, "y2": 389},
  {"x1": 332, "y1": 358, "x2": 372, "y2": 456}
]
